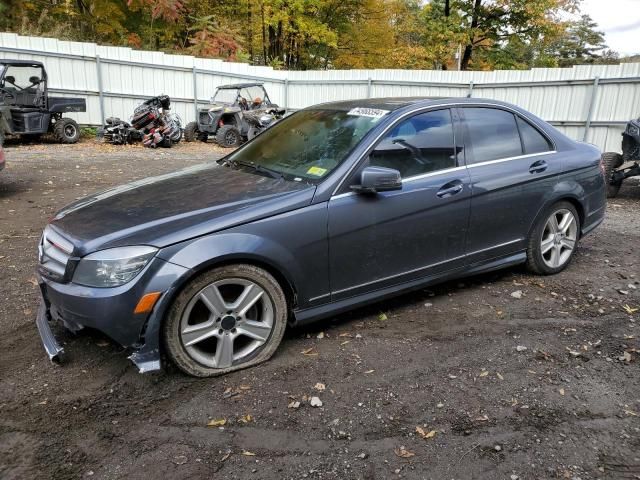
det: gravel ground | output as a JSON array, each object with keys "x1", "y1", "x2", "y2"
[{"x1": 0, "y1": 140, "x2": 639, "y2": 480}]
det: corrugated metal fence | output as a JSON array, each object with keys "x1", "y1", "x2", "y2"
[{"x1": 1, "y1": 32, "x2": 639, "y2": 152}]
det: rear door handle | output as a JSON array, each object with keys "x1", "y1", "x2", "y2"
[
  {"x1": 437, "y1": 180, "x2": 464, "y2": 198},
  {"x1": 529, "y1": 160, "x2": 548, "y2": 174}
]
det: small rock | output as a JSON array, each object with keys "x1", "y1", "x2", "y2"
[
  {"x1": 619, "y1": 290, "x2": 629, "y2": 295},
  {"x1": 173, "y1": 455, "x2": 188, "y2": 465},
  {"x1": 310, "y1": 396, "x2": 323, "y2": 407},
  {"x1": 511, "y1": 290, "x2": 523, "y2": 299},
  {"x1": 436, "y1": 403, "x2": 444, "y2": 408},
  {"x1": 516, "y1": 345, "x2": 528, "y2": 352},
  {"x1": 511, "y1": 475, "x2": 519, "y2": 480},
  {"x1": 494, "y1": 445, "x2": 502, "y2": 452},
  {"x1": 317, "y1": 331, "x2": 325, "y2": 339},
  {"x1": 424, "y1": 302, "x2": 433, "y2": 308},
  {"x1": 357, "y1": 452, "x2": 368, "y2": 459}
]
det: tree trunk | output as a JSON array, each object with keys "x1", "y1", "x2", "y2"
[
  {"x1": 461, "y1": 0, "x2": 482, "y2": 70},
  {"x1": 261, "y1": 2, "x2": 267, "y2": 64},
  {"x1": 247, "y1": 1, "x2": 253, "y2": 63}
]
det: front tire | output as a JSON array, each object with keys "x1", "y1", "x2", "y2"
[
  {"x1": 163, "y1": 264, "x2": 287, "y2": 377},
  {"x1": 53, "y1": 118, "x2": 80, "y2": 144},
  {"x1": 526, "y1": 201, "x2": 580, "y2": 275},
  {"x1": 601, "y1": 152, "x2": 623, "y2": 198},
  {"x1": 183, "y1": 121, "x2": 199, "y2": 142},
  {"x1": 216, "y1": 125, "x2": 242, "y2": 148}
]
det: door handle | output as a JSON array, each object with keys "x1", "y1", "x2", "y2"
[
  {"x1": 529, "y1": 160, "x2": 548, "y2": 174},
  {"x1": 437, "y1": 180, "x2": 464, "y2": 198}
]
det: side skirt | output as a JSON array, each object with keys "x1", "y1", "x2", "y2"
[{"x1": 292, "y1": 251, "x2": 527, "y2": 327}]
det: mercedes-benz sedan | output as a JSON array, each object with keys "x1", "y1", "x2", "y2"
[{"x1": 36, "y1": 98, "x2": 606, "y2": 377}]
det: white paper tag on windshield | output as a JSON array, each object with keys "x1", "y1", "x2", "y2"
[{"x1": 347, "y1": 107, "x2": 390, "y2": 118}]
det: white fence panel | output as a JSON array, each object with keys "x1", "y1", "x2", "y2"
[{"x1": 1, "y1": 32, "x2": 638, "y2": 152}]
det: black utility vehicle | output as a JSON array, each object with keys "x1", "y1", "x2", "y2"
[
  {"x1": 0, "y1": 60, "x2": 86, "y2": 144},
  {"x1": 184, "y1": 83, "x2": 284, "y2": 148},
  {"x1": 602, "y1": 116, "x2": 640, "y2": 197}
]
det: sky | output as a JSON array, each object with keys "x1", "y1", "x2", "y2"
[{"x1": 580, "y1": 0, "x2": 640, "y2": 56}]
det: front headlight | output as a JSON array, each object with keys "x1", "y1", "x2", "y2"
[{"x1": 73, "y1": 246, "x2": 158, "y2": 288}]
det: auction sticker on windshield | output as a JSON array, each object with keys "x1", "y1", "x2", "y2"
[{"x1": 347, "y1": 107, "x2": 390, "y2": 118}]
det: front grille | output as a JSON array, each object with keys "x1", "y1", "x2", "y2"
[{"x1": 39, "y1": 226, "x2": 74, "y2": 281}]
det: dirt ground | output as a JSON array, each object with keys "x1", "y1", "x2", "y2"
[{"x1": 0, "y1": 140, "x2": 639, "y2": 480}]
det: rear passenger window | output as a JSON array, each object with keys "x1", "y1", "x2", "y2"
[
  {"x1": 462, "y1": 108, "x2": 522, "y2": 164},
  {"x1": 516, "y1": 116, "x2": 552, "y2": 154}
]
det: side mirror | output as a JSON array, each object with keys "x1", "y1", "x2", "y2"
[{"x1": 351, "y1": 166, "x2": 402, "y2": 194}]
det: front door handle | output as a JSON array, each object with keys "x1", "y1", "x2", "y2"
[
  {"x1": 529, "y1": 160, "x2": 548, "y2": 174},
  {"x1": 437, "y1": 180, "x2": 464, "y2": 198}
]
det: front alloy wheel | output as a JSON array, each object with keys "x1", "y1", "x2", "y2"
[
  {"x1": 163, "y1": 264, "x2": 287, "y2": 377},
  {"x1": 526, "y1": 201, "x2": 580, "y2": 275}
]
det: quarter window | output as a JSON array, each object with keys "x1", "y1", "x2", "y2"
[
  {"x1": 516, "y1": 116, "x2": 552, "y2": 154},
  {"x1": 369, "y1": 109, "x2": 456, "y2": 178},
  {"x1": 462, "y1": 108, "x2": 522, "y2": 164}
]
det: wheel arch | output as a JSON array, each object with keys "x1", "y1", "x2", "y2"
[{"x1": 527, "y1": 192, "x2": 586, "y2": 242}]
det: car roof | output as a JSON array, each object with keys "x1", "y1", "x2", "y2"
[
  {"x1": 309, "y1": 97, "x2": 523, "y2": 112},
  {"x1": 217, "y1": 83, "x2": 264, "y2": 90},
  {"x1": 0, "y1": 59, "x2": 45, "y2": 67}
]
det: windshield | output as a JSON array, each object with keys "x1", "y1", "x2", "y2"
[
  {"x1": 226, "y1": 108, "x2": 387, "y2": 183},
  {"x1": 212, "y1": 89, "x2": 239, "y2": 104}
]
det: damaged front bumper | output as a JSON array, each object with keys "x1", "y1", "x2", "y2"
[
  {"x1": 35, "y1": 299, "x2": 65, "y2": 362},
  {"x1": 34, "y1": 257, "x2": 189, "y2": 373}
]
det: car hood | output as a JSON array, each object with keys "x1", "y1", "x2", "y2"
[{"x1": 50, "y1": 162, "x2": 315, "y2": 255}]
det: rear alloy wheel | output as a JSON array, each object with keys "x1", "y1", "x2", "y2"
[
  {"x1": 526, "y1": 201, "x2": 580, "y2": 275},
  {"x1": 216, "y1": 125, "x2": 242, "y2": 148},
  {"x1": 163, "y1": 264, "x2": 287, "y2": 377},
  {"x1": 53, "y1": 118, "x2": 80, "y2": 144},
  {"x1": 601, "y1": 152, "x2": 624, "y2": 198}
]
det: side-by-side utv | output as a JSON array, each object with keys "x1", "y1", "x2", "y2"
[
  {"x1": 602, "y1": 116, "x2": 640, "y2": 197},
  {"x1": 0, "y1": 60, "x2": 86, "y2": 145}
]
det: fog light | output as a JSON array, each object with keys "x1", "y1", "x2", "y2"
[{"x1": 134, "y1": 292, "x2": 162, "y2": 314}]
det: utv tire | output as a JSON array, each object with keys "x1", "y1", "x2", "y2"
[
  {"x1": 163, "y1": 264, "x2": 288, "y2": 377},
  {"x1": 184, "y1": 121, "x2": 199, "y2": 142},
  {"x1": 526, "y1": 201, "x2": 580, "y2": 275},
  {"x1": 601, "y1": 152, "x2": 623, "y2": 198},
  {"x1": 0, "y1": 129, "x2": 4, "y2": 148},
  {"x1": 216, "y1": 125, "x2": 242, "y2": 148},
  {"x1": 54, "y1": 118, "x2": 80, "y2": 144}
]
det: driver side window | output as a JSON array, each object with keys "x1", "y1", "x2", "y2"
[{"x1": 370, "y1": 109, "x2": 456, "y2": 178}]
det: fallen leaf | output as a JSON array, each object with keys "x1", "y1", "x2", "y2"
[
  {"x1": 475, "y1": 414, "x2": 489, "y2": 421},
  {"x1": 239, "y1": 385, "x2": 251, "y2": 390},
  {"x1": 623, "y1": 304, "x2": 638, "y2": 314},
  {"x1": 624, "y1": 409, "x2": 638, "y2": 417},
  {"x1": 241, "y1": 450, "x2": 256, "y2": 456},
  {"x1": 288, "y1": 400, "x2": 301, "y2": 409},
  {"x1": 496, "y1": 372, "x2": 504, "y2": 381},
  {"x1": 559, "y1": 388, "x2": 565, "y2": 396},
  {"x1": 340, "y1": 340, "x2": 350, "y2": 345},
  {"x1": 301, "y1": 347, "x2": 318, "y2": 356},
  {"x1": 378, "y1": 313, "x2": 388, "y2": 321},
  {"x1": 313, "y1": 382, "x2": 326, "y2": 391},
  {"x1": 221, "y1": 452, "x2": 231, "y2": 462},
  {"x1": 416, "y1": 426, "x2": 437, "y2": 439},
  {"x1": 207, "y1": 418, "x2": 227, "y2": 427},
  {"x1": 338, "y1": 333, "x2": 352, "y2": 338},
  {"x1": 364, "y1": 369, "x2": 375, "y2": 374},
  {"x1": 479, "y1": 370, "x2": 489, "y2": 377},
  {"x1": 238, "y1": 414, "x2": 252, "y2": 423},
  {"x1": 394, "y1": 446, "x2": 415, "y2": 458}
]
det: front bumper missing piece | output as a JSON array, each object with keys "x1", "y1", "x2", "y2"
[{"x1": 35, "y1": 300, "x2": 65, "y2": 362}]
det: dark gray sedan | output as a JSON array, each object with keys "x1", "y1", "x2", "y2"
[{"x1": 36, "y1": 98, "x2": 606, "y2": 376}]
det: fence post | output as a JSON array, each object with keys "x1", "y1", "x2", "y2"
[
  {"x1": 284, "y1": 78, "x2": 289, "y2": 109},
  {"x1": 192, "y1": 66, "x2": 198, "y2": 121},
  {"x1": 95, "y1": 55, "x2": 105, "y2": 127},
  {"x1": 583, "y1": 76, "x2": 600, "y2": 142},
  {"x1": 367, "y1": 77, "x2": 372, "y2": 98},
  {"x1": 468, "y1": 80, "x2": 474, "y2": 98}
]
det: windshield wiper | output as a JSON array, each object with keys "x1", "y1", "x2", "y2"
[{"x1": 233, "y1": 160, "x2": 285, "y2": 180}]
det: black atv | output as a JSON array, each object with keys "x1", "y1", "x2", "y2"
[
  {"x1": 602, "y1": 117, "x2": 640, "y2": 197},
  {"x1": 0, "y1": 60, "x2": 86, "y2": 144},
  {"x1": 184, "y1": 83, "x2": 284, "y2": 148}
]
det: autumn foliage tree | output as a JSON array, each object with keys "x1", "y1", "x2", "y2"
[{"x1": 0, "y1": 0, "x2": 620, "y2": 70}]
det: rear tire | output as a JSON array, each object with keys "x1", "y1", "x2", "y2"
[
  {"x1": 601, "y1": 152, "x2": 623, "y2": 198},
  {"x1": 216, "y1": 125, "x2": 242, "y2": 148},
  {"x1": 184, "y1": 122, "x2": 199, "y2": 142},
  {"x1": 526, "y1": 201, "x2": 580, "y2": 275},
  {"x1": 163, "y1": 264, "x2": 287, "y2": 377},
  {"x1": 53, "y1": 118, "x2": 80, "y2": 144}
]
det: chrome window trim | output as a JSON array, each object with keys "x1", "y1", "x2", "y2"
[
  {"x1": 332, "y1": 238, "x2": 522, "y2": 296},
  {"x1": 466, "y1": 150, "x2": 557, "y2": 169},
  {"x1": 331, "y1": 101, "x2": 557, "y2": 197}
]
